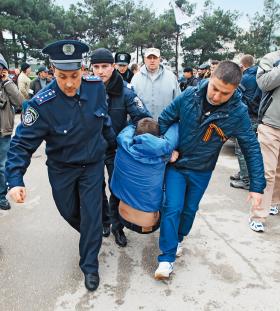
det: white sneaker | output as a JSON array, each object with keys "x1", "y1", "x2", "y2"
[
  {"x1": 176, "y1": 242, "x2": 183, "y2": 257},
  {"x1": 154, "y1": 262, "x2": 174, "y2": 280},
  {"x1": 270, "y1": 205, "x2": 279, "y2": 215},
  {"x1": 249, "y1": 219, "x2": 264, "y2": 232}
]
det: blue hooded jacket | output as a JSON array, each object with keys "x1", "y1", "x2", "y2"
[{"x1": 111, "y1": 124, "x2": 178, "y2": 212}]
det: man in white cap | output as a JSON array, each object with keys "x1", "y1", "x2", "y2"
[{"x1": 131, "y1": 47, "x2": 180, "y2": 119}]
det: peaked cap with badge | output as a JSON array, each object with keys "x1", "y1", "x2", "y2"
[
  {"x1": 115, "y1": 52, "x2": 131, "y2": 65},
  {"x1": 42, "y1": 40, "x2": 89, "y2": 71}
]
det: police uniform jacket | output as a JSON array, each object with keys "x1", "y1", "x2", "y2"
[
  {"x1": 106, "y1": 69, "x2": 151, "y2": 136},
  {"x1": 158, "y1": 79, "x2": 266, "y2": 194},
  {"x1": 5, "y1": 76, "x2": 116, "y2": 189},
  {"x1": 120, "y1": 68, "x2": 134, "y2": 83}
]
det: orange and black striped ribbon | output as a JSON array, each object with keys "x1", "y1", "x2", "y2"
[{"x1": 202, "y1": 123, "x2": 228, "y2": 142}]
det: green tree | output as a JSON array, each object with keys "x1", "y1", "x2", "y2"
[
  {"x1": 181, "y1": 1, "x2": 239, "y2": 66},
  {"x1": 235, "y1": 0, "x2": 280, "y2": 58},
  {"x1": 0, "y1": 0, "x2": 87, "y2": 65},
  {"x1": 78, "y1": 0, "x2": 120, "y2": 50}
]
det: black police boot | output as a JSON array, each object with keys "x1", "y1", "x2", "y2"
[
  {"x1": 112, "y1": 228, "x2": 127, "y2": 247},
  {"x1": 0, "y1": 201, "x2": 11, "y2": 210},
  {"x1": 103, "y1": 225, "x2": 111, "y2": 237},
  {"x1": 84, "y1": 273, "x2": 100, "y2": 291}
]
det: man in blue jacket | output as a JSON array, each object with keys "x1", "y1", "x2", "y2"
[
  {"x1": 155, "y1": 61, "x2": 266, "y2": 280},
  {"x1": 90, "y1": 48, "x2": 151, "y2": 247}
]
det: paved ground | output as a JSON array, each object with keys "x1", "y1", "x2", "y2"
[{"x1": 0, "y1": 132, "x2": 280, "y2": 311}]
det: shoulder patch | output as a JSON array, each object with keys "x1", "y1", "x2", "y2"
[
  {"x1": 22, "y1": 106, "x2": 39, "y2": 127},
  {"x1": 82, "y1": 75, "x2": 102, "y2": 82},
  {"x1": 34, "y1": 89, "x2": 56, "y2": 105}
]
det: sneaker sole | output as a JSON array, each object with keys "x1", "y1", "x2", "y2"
[{"x1": 230, "y1": 184, "x2": 249, "y2": 190}]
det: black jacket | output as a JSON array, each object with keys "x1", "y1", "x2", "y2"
[
  {"x1": 179, "y1": 76, "x2": 198, "y2": 91},
  {"x1": 119, "y1": 68, "x2": 134, "y2": 83},
  {"x1": 106, "y1": 70, "x2": 151, "y2": 135}
]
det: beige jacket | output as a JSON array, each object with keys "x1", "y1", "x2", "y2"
[
  {"x1": 257, "y1": 50, "x2": 280, "y2": 128},
  {"x1": 17, "y1": 72, "x2": 31, "y2": 99},
  {"x1": 0, "y1": 79, "x2": 23, "y2": 136}
]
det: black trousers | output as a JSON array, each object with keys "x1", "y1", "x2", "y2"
[
  {"x1": 48, "y1": 161, "x2": 103, "y2": 274},
  {"x1": 103, "y1": 151, "x2": 123, "y2": 231}
]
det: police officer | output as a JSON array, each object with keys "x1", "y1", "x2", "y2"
[
  {"x1": 115, "y1": 52, "x2": 134, "y2": 83},
  {"x1": 5, "y1": 40, "x2": 116, "y2": 292},
  {"x1": 90, "y1": 48, "x2": 151, "y2": 247}
]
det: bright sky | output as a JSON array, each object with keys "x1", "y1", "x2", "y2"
[{"x1": 56, "y1": 0, "x2": 265, "y2": 29}]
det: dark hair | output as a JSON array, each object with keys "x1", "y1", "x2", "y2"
[
  {"x1": 212, "y1": 61, "x2": 242, "y2": 86},
  {"x1": 20, "y1": 62, "x2": 30, "y2": 73},
  {"x1": 183, "y1": 66, "x2": 193, "y2": 73},
  {"x1": 136, "y1": 117, "x2": 160, "y2": 136},
  {"x1": 211, "y1": 60, "x2": 220, "y2": 66},
  {"x1": 240, "y1": 54, "x2": 254, "y2": 68},
  {"x1": 131, "y1": 63, "x2": 139, "y2": 72}
]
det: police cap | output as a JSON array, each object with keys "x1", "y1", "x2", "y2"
[
  {"x1": 42, "y1": 40, "x2": 89, "y2": 71},
  {"x1": 198, "y1": 63, "x2": 210, "y2": 70},
  {"x1": 115, "y1": 52, "x2": 131, "y2": 65},
  {"x1": 36, "y1": 66, "x2": 48, "y2": 74}
]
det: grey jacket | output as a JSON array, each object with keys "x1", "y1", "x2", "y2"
[
  {"x1": 257, "y1": 50, "x2": 280, "y2": 128},
  {"x1": 131, "y1": 64, "x2": 181, "y2": 119},
  {"x1": 0, "y1": 79, "x2": 23, "y2": 136}
]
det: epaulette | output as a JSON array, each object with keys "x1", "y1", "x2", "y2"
[
  {"x1": 34, "y1": 89, "x2": 56, "y2": 105},
  {"x1": 82, "y1": 75, "x2": 102, "y2": 82}
]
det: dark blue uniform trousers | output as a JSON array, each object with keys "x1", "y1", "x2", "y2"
[
  {"x1": 48, "y1": 161, "x2": 103, "y2": 274},
  {"x1": 102, "y1": 151, "x2": 123, "y2": 231}
]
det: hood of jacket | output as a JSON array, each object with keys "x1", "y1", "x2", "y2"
[{"x1": 117, "y1": 124, "x2": 178, "y2": 164}]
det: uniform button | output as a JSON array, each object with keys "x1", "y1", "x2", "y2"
[
  {"x1": 101, "y1": 113, "x2": 104, "y2": 116},
  {"x1": 64, "y1": 130, "x2": 67, "y2": 134},
  {"x1": 82, "y1": 165, "x2": 86, "y2": 168}
]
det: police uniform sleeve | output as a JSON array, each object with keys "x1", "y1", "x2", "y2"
[
  {"x1": 124, "y1": 84, "x2": 152, "y2": 123},
  {"x1": 5, "y1": 103, "x2": 49, "y2": 188},
  {"x1": 102, "y1": 114, "x2": 117, "y2": 150}
]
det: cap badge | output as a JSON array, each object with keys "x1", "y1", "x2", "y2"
[
  {"x1": 120, "y1": 54, "x2": 125, "y2": 61},
  {"x1": 62, "y1": 44, "x2": 75, "y2": 55}
]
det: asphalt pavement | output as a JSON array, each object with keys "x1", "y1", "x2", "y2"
[{"x1": 1, "y1": 128, "x2": 280, "y2": 311}]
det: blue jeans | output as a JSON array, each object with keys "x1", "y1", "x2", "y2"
[
  {"x1": 158, "y1": 166, "x2": 212, "y2": 263},
  {"x1": 235, "y1": 119, "x2": 258, "y2": 180},
  {"x1": 0, "y1": 135, "x2": 11, "y2": 204}
]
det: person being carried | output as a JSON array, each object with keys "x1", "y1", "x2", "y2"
[{"x1": 110, "y1": 117, "x2": 178, "y2": 234}]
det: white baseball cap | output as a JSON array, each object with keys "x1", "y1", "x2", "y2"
[{"x1": 144, "y1": 48, "x2": 160, "y2": 58}]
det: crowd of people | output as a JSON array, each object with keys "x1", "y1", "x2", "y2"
[{"x1": 0, "y1": 40, "x2": 279, "y2": 291}]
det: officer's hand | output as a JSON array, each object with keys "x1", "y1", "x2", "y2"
[
  {"x1": 9, "y1": 186, "x2": 26, "y2": 203},
  {"x1": 170, "y1": 150, "x2": 179, "y2": 163},
  {"x1": 247, "y1": 192, "x2": 262, "y2": 209}
]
